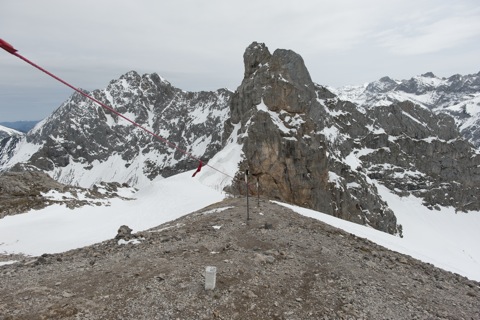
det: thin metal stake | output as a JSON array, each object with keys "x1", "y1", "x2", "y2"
[
  {"x1": 245, "y1": 170, "x2": 250, "y2": 221},
  {"x1": 256, "y1": 177, "x2": 260, "y2": 207}
]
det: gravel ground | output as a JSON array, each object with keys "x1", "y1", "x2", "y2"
[{"x1": 1, "y1": 198, "x2": 479, "y2": 319}]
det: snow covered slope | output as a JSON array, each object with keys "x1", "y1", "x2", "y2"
[
  {"x1": 0, "y1": 125, "x2": 24, "y2": 167},
  {"x1": 0, "y1": 122, "x2": 245, "y2": 253},
  {"x1": 0, "y1": 170, "x2": 225, "y2": 256},
  {"x1": 0, "y1": 124, "x2": 23, "y2": 140}
]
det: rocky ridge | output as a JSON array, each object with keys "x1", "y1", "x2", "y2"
[
  {"x1": 0, "y1": 121, "x2": 39, "y2": 133},
  {"x1": 1, "y1": 198, "x2": 479, "y2": 319},
  {"x1": 0, "y1": 125, "x2": 23, "y2": 141},
  {"x1": 326, "y1": 71, "x2": 480, "y2": 212},
  {"x1": 0, "y1": 125, "x2": 23, "y2": 168}
]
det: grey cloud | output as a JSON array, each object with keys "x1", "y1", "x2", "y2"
[{"x1": 1, "y1": 0, "x2": 479, "y2": 121}]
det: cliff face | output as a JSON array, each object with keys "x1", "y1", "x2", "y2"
[
  {"x1": 363, "y1": 101, "x2": 480, "y2": 212},
  {"x1": 226, "y1": 42, "x2": 398, "y2": 234}
]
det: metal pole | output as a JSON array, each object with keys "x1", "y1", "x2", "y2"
[
  {"x1": 245, "y1": 170, "x2": 250, "y2": 221},
  {"x1": 256, "y1": 177, "x2": 260, "y2": 207}
]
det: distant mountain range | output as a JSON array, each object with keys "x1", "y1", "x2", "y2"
[
  {"x1": 0, "y1": 120, "x2": 39, "y2": 133},
  {"x1": 1, "y1": 42, "x2": 479, "y2": 235},
  {"x1": 329, "y1": 71, "x2": 480, "y2": 147}
]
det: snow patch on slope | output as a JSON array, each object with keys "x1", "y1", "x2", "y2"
[
  {"x1": 256, "y1": 100, "x2": 290, "y2": 134},
  {"x1": 52, "y1": 151, "x2": 168, "y2": 188},
  {"x1": 2, "y1": 139, "x2": 41, "y2": 169},
  {"x1": 276, "y1": 187, "x2": 480, "y2": 282},
  {"x1": 0, "y1": 125, "x2": 23, "y2": 137},
  {"x1": 198, "y1": 123, "x2": 244, "y2": 191},
  {"x1": 0, "y1": 170, "x2": 224, "y2": 256}
]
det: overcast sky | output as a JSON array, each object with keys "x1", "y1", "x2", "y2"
[{"x1": 1, "y1": 0, "x2": 479, "y2": 122}]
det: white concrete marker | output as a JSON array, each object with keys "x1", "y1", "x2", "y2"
[{"x1": 205, "y1": 266, "x2": 217, "y2": 290}]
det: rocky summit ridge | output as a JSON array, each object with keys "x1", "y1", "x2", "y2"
[
  {"x1": 1, "y1": 198, "x2": 479, "y2": 319},
  {"x1": 1, "y1": 42, "x2": 480, "y2": 236}
]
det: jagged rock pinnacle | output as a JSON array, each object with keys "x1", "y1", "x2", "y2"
[
  {"x1": 225, "y1": 42, "x2": 400, "y2": 234},
  {"x1": 243, "y1": 42, "x2": 272, "y2": 78},
  {"x1": 231, "y1": 42, "x2": 319, "y2": 125}
]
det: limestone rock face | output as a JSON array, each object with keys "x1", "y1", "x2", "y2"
[
  {"x1": 227, "y1": 42, "x2": 399, "y2": 234},
  {"x1": 243, "y1": 42, "x2": 271, "y2": 78},
  {"x1": 321, "y1": 97, "x2": 480, "y2": 214},
  {"x1": 243, "y1": 111, "x2": 331, "y2": 212}
]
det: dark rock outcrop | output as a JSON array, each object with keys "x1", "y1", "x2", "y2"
[
  {"x1": 362, "y1": 101, "x2": 480, "y2": 211},
  {"x1": 0, "y1": 170, "x2": 66, "y2": 218},
  {"x1": 115, "y1": 225, "x2": 133, "y2": 241},
  {"x1": 226, "y1": 42, "x2": 398, "y2": 234},
  {"x1": 322, "y1": 97, "x2": 480, "y2": 214}
]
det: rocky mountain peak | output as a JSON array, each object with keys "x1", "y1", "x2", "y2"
[
  {"x1": 113, "y1": 70, "x2": 170, "y2": 92},
  {"x1": 231, "y1": 42, "x2": 320, "y2": 127},
  {"x1": 269, "y1": 48, "x2": 314, "y2": 89},
  {"x1": 243, "y1": 42, "x2": 272, "y2": 78},
  {"x1": 2, "y1": 72, "x2": 232, "y2": 187},
  {"x1": 366, "y1": 76, "x2": 398, "y2": 93},
  {"x1": 333, "y1": 70, "x2": 480, "y2": 148},
  {"x1": 119, "y1": 70, "x2": 141, "y2": 81},
  {"x1": 421, "y1": 71, "x2": 436, "y2": 78},
  {"x1": 225, "y1": 43, "x2": 399, "y2": 234}
]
